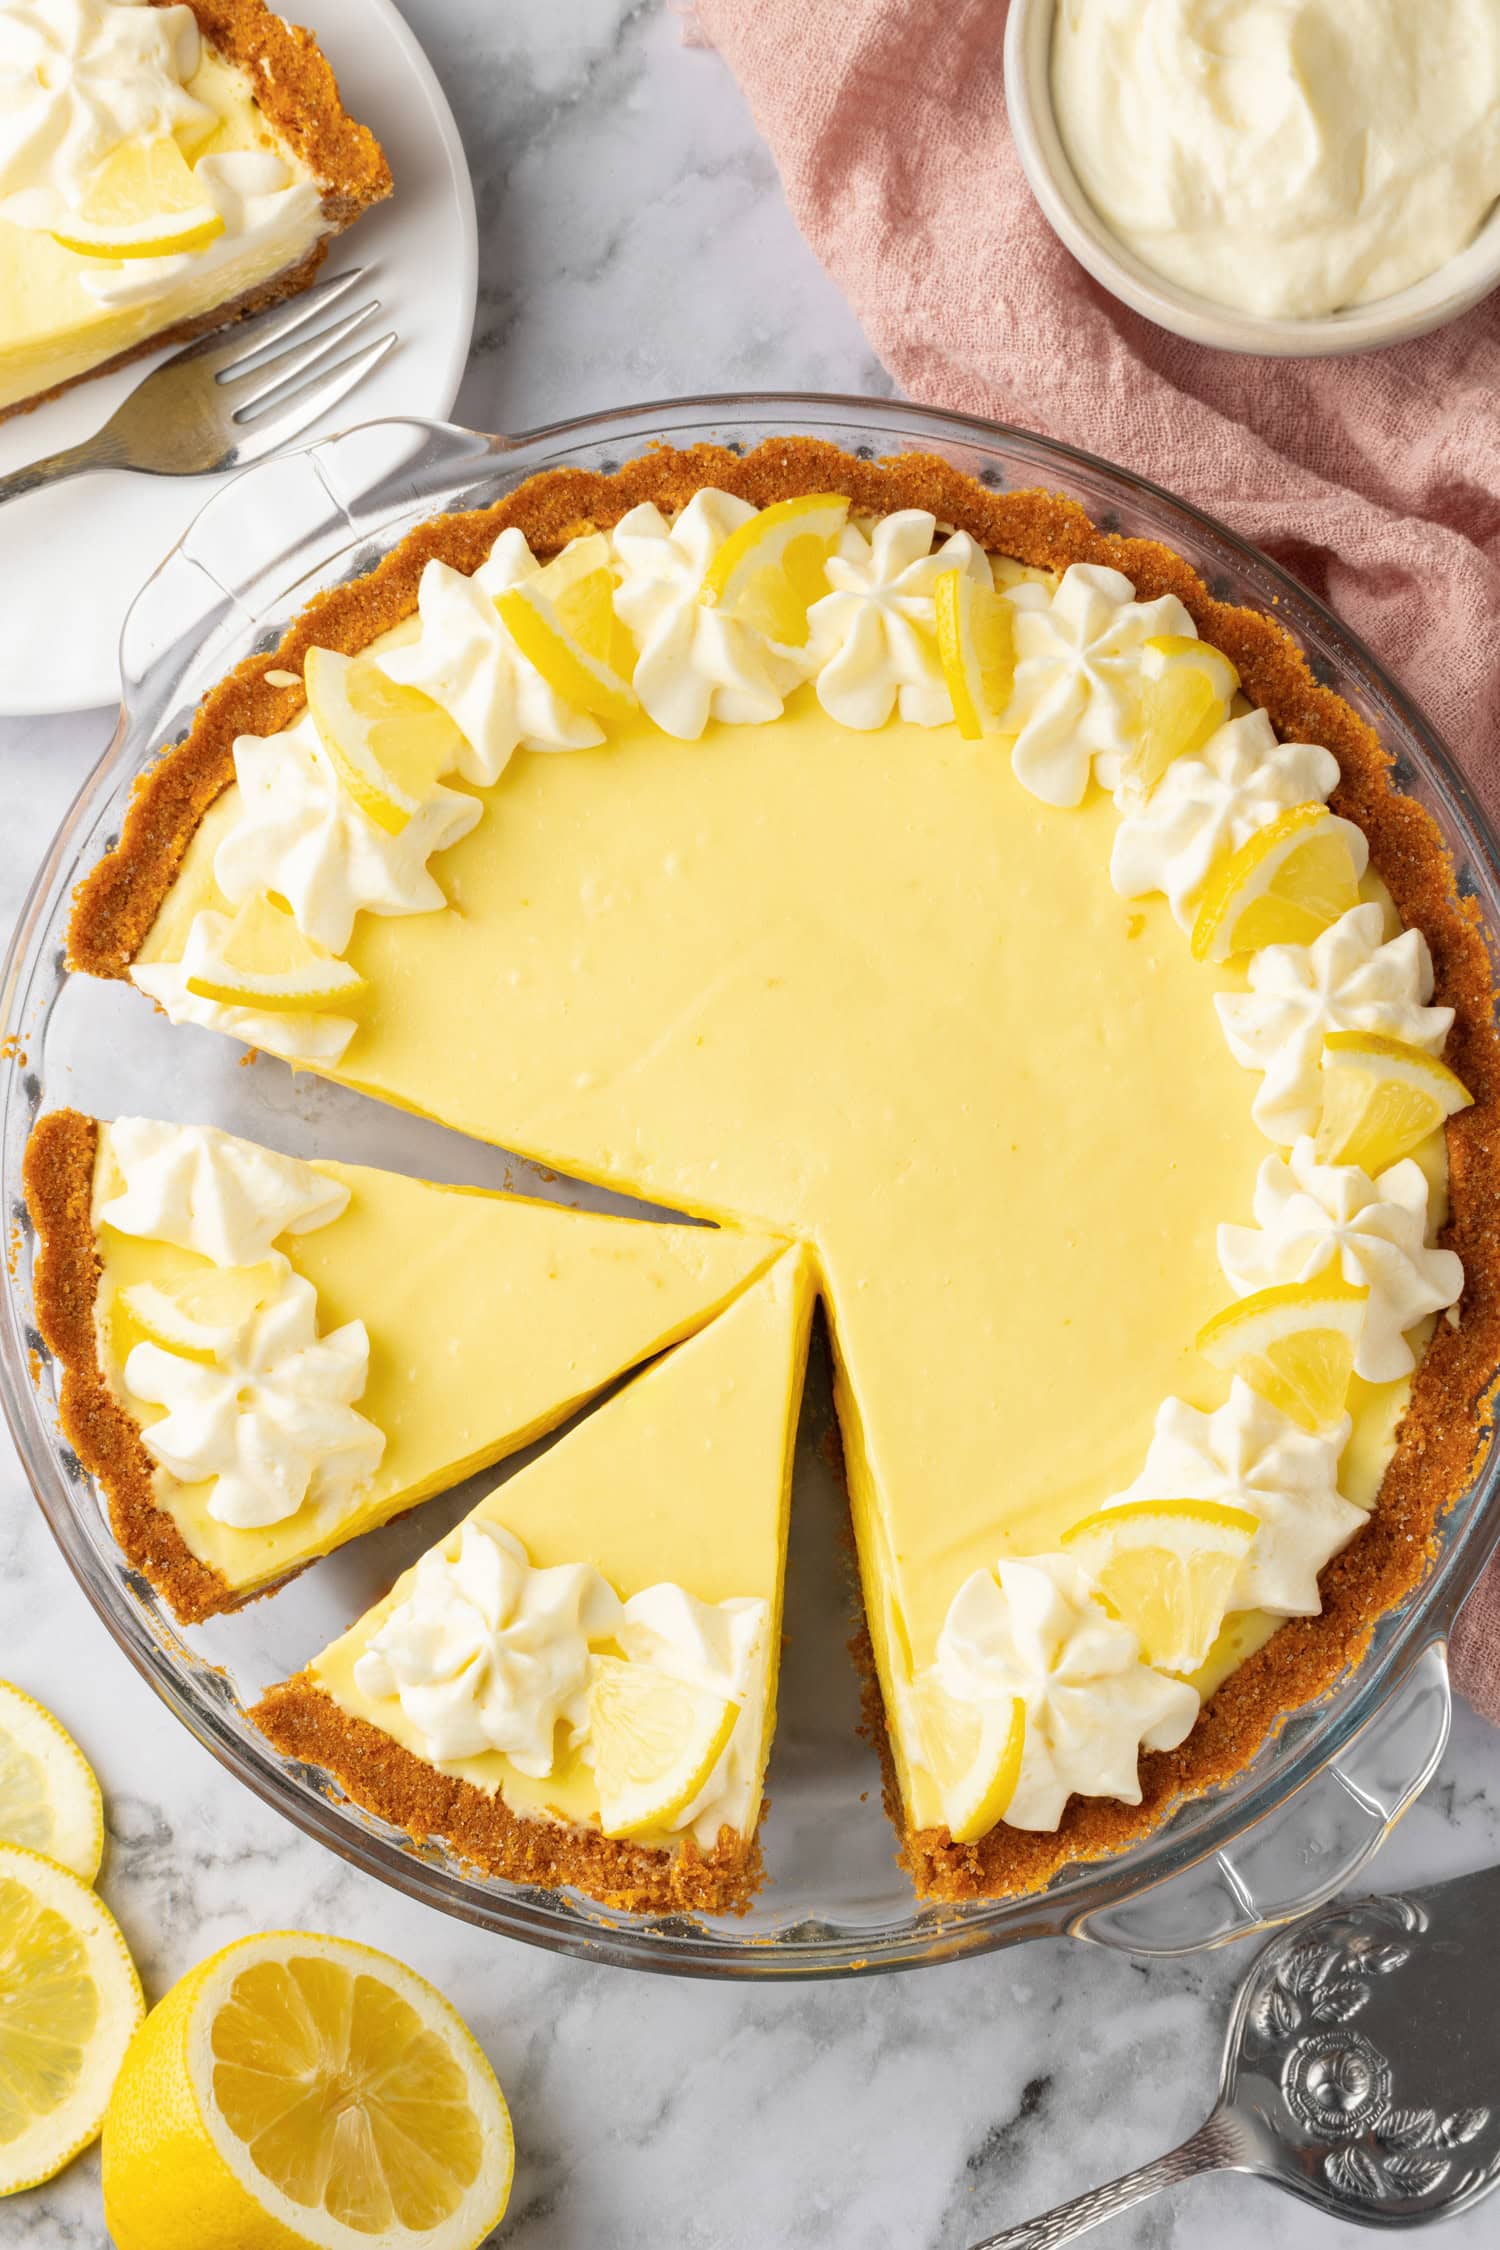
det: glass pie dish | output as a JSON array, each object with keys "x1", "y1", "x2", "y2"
[{"x1": 2, "y1": 396, "x2": 1496, "y2": 1979}]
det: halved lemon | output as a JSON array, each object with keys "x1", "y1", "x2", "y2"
[
  {"x1": 184, "y1": 894, "x2": 366, "y2": 1014},
  {"x1": 113, "y1": 1262, "x2": 283, "y2": 1366},
  {"x1": 909, "y1": 1675, "x2": 1025, "y2": 1845},
  {"x1": 51, "y1": 137, "x2": 225, "y2": 260},
  {"x1": 934, "y1": 566, "x2": 1016, "y2": 739},
  {"x1": 586, "y1": 1655, "x2": 737, "y2": 1839},
  {"x1": 0, "y1": 1844, "x2": 143, "y2": 2196},
  {"x1": 535, "y1": 532, "x2": 617, "y2": 664},
  {"x1": 1191, "y1": 803, "x2": 1363, "y2": 963},
  {"x1": 492, "y1": 581, "x2": 637, "y2": 721},
  {"x1": 101, "y1": 1930, "x2": 512, "y2": 2250},
  {"x1": 0, "y1": 1683, "x2": 104, "y2": 1884},
  {"x1": 1197, "y1": 1277, "x2": 1369, "y2": 1431},
  {"x1": 305, "y1": 645, "x2": 463, "y2": 835},
  {"x1": 1061, "y1": 1499, "x2": 1258, "y2": 1673},
  {"x1": 1315, "y1": 1030, "x2": 1473, "y2": 1174},
  {"x1": 697, "y1": 492, "x2": 849, "y2": 647},
  {"x1": 1117, "y1": 634, "x2": 1238, "y2": 800}
]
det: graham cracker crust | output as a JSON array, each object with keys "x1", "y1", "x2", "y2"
[
  {"x1": 43, "y1": 437, "x2": 1500, "y2": 1904},
  {"x1": 255, "y1": 1671, "x2": 764, "y2": 1916},
  {"x1": 0, "y1": 0, "x2": 390, "y2": 426}
]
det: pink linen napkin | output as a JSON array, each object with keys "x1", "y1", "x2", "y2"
[{"x1": 689, "y1": 0, "x2": 1500, "y2": 1721}]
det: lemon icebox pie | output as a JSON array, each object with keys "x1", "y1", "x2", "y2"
[
  {"x1": 26, "y1": 437, "x2": 1500, "y2": 1914},
  {"x1": 0, "y1": 0, "x2": 390, "y2": 420}
]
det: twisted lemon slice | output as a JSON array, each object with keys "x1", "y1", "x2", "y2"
[
  {"x1": 51, "y1": 138, "x2": 225, "y2": 261},
  {"x1": 1197, "y1": 1277, "x2": 1369, "y2": 1431},
  {"x1": 1117, "y1": 633, "x2": 1238, "y2": 799},
  {"x1": 183, "y1": 894, "x2": 366, "y2": 1013},
  {"x1": 493, "y1": 581, "x2": 637, "y2": 720},
  {"x1": 305, "y1": 646, "x2": 463, "y2": 836},
  {"x1": 934, "y1": 566, "x2": 1016, "y2": 738},
  {"x1": 909, "y1": 1675, "x2": 1026, "y2": 1844},
  {"x1": 1315, "y1": 1030, "x2": 1473, "y2": 1173},
  {"x1": 1062, "y1": 1498, "x2": 1258, "y2": 1673},
  {"x1": 1192, "y1": 803, "x2": 1364, "y2": 963},
  {"x1": 587, "y1": 1656, "x2": 738, "y2": 1840},
  {"x1": 698, "y1": 491, "x2": 849, "y2": 645}
]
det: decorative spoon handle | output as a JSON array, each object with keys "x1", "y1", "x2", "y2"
[{"x1": 965, "y1": 2113, "x2": 1241, "y2": 2249}]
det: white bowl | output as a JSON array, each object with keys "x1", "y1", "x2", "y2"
[{"x1": 1004, "y1": 0, "x2": 1500, "y2": 357}]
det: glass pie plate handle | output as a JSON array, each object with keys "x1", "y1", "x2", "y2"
[
  {"x1": 10, "y1": 396, "x2": 1500, "y2": 1981},
  {"x1": 1074, "y1": 1639, "x2": 1452, "y2": 1955}
]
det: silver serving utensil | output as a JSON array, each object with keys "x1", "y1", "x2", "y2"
[
  {"x1": 0, "y1": 268, "x2": 395, "y2": 507},
  {"x1": 971, "y1": 1862, "x2": 1500, "y2": 2246}
]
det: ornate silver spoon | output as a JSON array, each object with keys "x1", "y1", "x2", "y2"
[{"x1": 971, "y1": 1862, "x2": 1500, "y2": 2246}]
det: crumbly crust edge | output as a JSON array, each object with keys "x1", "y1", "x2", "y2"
[
  {"x1": 48, "y1": 435, "x2": 1500, "y2": 1901},
  {"x1": 254, "y1": 1670, "x2": 765, "y2": 1917}
]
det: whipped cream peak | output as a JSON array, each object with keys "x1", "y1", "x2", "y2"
[
  {"x1": 126, "y1": 1262, "x2": 382, "y2": 1528},
  {"x1": 379, "y1": 530, "x2": 604, "y2": 786},
  {"x1": 1111, "y1": 710, "x2": 1348, "y2": 926},
  {"x1": 929, "y1": 1552, "x2": 1198, "y2": 1831},
  {"x1": 1219, "y1": 1140, "x2": 1464, "y2": 1382},
  {"x1": 614, "y1": 1583, "x2": 771, "y2": 1844},
  {"x1": 97, "y1": 1117, "x2": 348, "y2": 1265},
  {"x1": 213, "y1": 710, "x2": 482, "y2": 954},
  {"x1": 0, "y1": 0, "x2": 212, "y2": 230},
  {"x1": 610, "y1": 490, "x2": 810, "y2": 740},
  {"x1": 353, "y1": 1520, "x2": 623, "y2": 1774},
  {"x1": 77, "y1": 148, "x2": 322, "y2": 309},
  {"x1": 1216, "y1": 902, "x2": 1454, "y2": 1143},
  {"x1": 1001, "y1": 564, "x2": 1198, "y2": 808},
  {"x1": 805, "y1": 509, "x2": 991, "y2": 731},
  {"x1": 1112, "y1": 1380, "x2": 1362, "y2": 1617}
]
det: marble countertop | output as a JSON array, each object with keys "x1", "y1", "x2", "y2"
[{"x1": 5, "y1": 5, "x2": 1500, "y2": 2245}]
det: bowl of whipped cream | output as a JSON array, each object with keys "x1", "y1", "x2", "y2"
[{"x1": 1006, "y1": 0, "x2": 1500, "y2": 355}]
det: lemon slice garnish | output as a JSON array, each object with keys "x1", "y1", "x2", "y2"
[
  {"x1": 101, "y1": 1930, "x2": 513, "y2": 2249},
  {"x1": 934, "y1": 566, "x2": 1016, "y2": 739},
  {"x1": 492, "y1": 582, "x2": 637, "y2": 721},
  {"x1": 697, "y1": 492, "x2": 849, "y2": 647},
  {"x1": 183, "y1": 894, "x2": 366, "y2": 1014},
  {"x1": 304, "y1": 645, "x2": 463, "y2": 835},
  {"x1": 0, "y1": 1844, "x2": 143, "y2": 2197},
  {"x1": 1117, "y1": 633, "x2": 1239, "y2": 800},
  {"x1": 535, "y1": 532, "x2": 618, "y2": 665},
  {"x1": 909, "y1": 1674, "x2": 1025, "y2": 1845},
  {"x1": 1190, "y1": 802, "x2": 1364, "y2": 963},
  {"x1": 1315, "y1": 1029, "x2": 1473, "y2": 1174},
  {"x1": 1061, "y1": 1499, "x2": 1258, "y2": 1673},
  {"x1": 586, "y1": 1654, "x2": 738, "y2": 1840},
  {"x1": 50, "y1": 137, "x2": 225, "y2": 261},
  {"x1": 0, "y1": 1683, "x2": 105, "y2": 1885},
  {"x1": 114, "y1": 1263, "x2": 283, "y2": 1367},
  {"x1": 1197, "y1": 1277, "x2": 1369, "y2": 1431}
]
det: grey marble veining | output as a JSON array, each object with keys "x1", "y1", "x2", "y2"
[{"x1": 4, "y1": 5, "x2": 1500, "y2": 2246}]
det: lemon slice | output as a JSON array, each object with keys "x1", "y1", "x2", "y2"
[
  {"x1": 934, "y1": 567, "x2": 1016, "y2": 739},
  {"x1": 0, "y1": 1844, "x2": 143, "y2": 2196},
  {"x1": 697, "y1": 492, "x2": 850, "y2": 647},
  {"x1": 1197, "y1": 1277, "x2": 1369, "y2": 1431},
  {"x1": 114, "y1": 1262, "x2": 283, "y2": 1366},
  {"x1": 51, "y1": 137, "x2": 225, "y2": 260},
  {"x1": 305, "y1": 645, "x2": 463, "y2": 835},
  {"x1": 1191, "y1": 803, "x2": 1364, "y2": 963},
  {"x1": 586, "y1": 1654, "x2": 738, "y2": 1839},
  {"x1": 1315, "y1": 1030, "x2": 1473, "y2": 1174},
  {"x1": 101, "y1": 1930, "x2": 513, "y2": 2250},
  {"x1": 0, "y1": 1684, "x2": 104, "y2": 1884},
  {"x1": 183, "y1": 894, "x2": 366, "y2": 1014},
  {"x1": 1117, "y1": 634, "x2": 1239, "y2": 799},
  {"x1": 1061, "y1": 1499, "x2": 1258, "y2": 1673},
  {"x1": 535, "y1": 533, "x2": 617, "y2": 665},
  {"x1": 492, "y1": 582, "x2": 637, "y2": 721},
  {"x1": 909, "y1": 1675, "x2": 1025, "y2": 1845}
]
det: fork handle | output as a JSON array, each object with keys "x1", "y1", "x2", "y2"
[
  {"x1": 964, "y1": 2113, "x2": 1244, "y2": 2249},
  {"x1": 0, "y1": 431, "x2": 124, "y2": 507}
]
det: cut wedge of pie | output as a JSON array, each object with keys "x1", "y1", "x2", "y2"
[
  {"x1": 0, "y1": 0, "x2": 390, "y2": 421},
  {"x1": 255, "y1": 1246, "x2": 814, "y2": 1914},
  {"x1": 24, "y1": 1108, "x2": 786, "y2": 1622},
  {"x1": 37, "y1": 437, "x2": 1500, "y2": 1909}
]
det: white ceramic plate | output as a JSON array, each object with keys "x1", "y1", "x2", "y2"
[{"x1": 0, "y1": 0, "x2": 476, "y2": 717}]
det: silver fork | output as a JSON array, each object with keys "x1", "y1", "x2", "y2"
[{"x1": 0, "y1": 268, "x2": 395, "y2": 507}]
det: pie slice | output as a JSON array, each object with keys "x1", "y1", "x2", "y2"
[
  {"x1": 254, "y1": 1245, "x2": 814, "y2": 1915},
  {"x1": 0, "y1": 0, "x2": 390, "y2": 421},
  {"x1": 24, "y1": 1109, "x2": 786, "y2": 1622}
]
